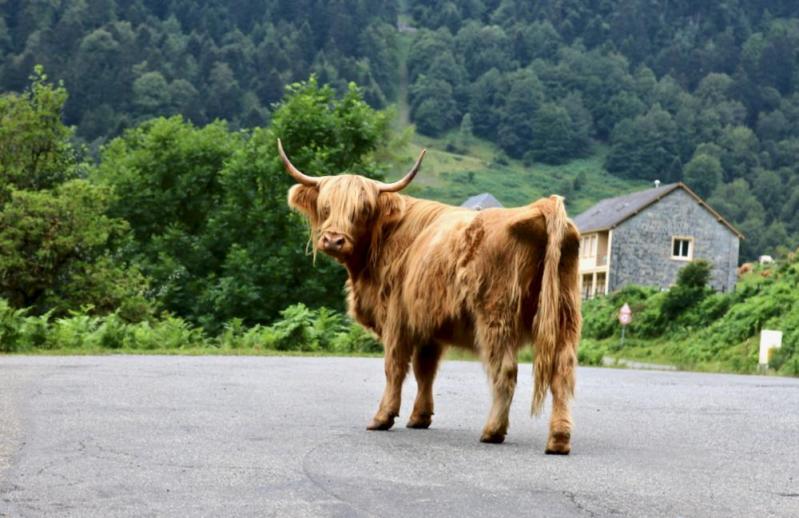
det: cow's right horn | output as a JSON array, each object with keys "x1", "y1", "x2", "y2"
[
  {"x1": 376, "y1": 149, "x2": 426, "y2": 193},
  {"x1": 277, "y1": 139, "x2": 320, "y2": 186}
]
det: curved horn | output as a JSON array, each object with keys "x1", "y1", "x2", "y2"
[
  {"x1": 277, "y1": 138, "x2": 319, "y2": 186},
  {"x1": 376, "y1": 149, "x2": 426, "y2": 193}
]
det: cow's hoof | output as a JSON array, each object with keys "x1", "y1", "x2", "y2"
[
  {"x1": 479, "y1": 431, "x2": 506, "y2": 444},
  {"x1": 406, "y1": 414, "x2": 432, "y2": 429},
  {"x1": 367, "y1": 416, "x2": 395, "y2": 431},
  {"x1": 545, "y1": 431, "x2": 571, "y2": 455}
]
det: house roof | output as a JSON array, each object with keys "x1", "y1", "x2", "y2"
[
  {"x1": 461, "y1": 192, "x2": 503, "y2": 210},
  {"x1": 573, "y1": 182, "x2": 744, "y2": 239}
]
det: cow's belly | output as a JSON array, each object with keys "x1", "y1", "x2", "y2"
[{"x1": 431, "y1": 313, "x2": 476, "y2": 351}]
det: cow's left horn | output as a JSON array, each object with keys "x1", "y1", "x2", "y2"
[
  {"x1": 277, "y1": 138, "x2": 320, "y2": 186},
  {"x1": 376, "y1": 149, "x2": 426, "y2": 193}
]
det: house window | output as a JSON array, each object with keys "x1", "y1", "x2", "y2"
[
  {"x1": 596, "y1": 272, "x2": 607, "y2": 296},
  {"x1": 581, "y1": 234, "x2": 597, "y2": 258},
  {"x1": 582, "y1": 274, "x2": 593, "y2": 299},
  {"x1": 672, "y1": 237, "x2": 693, "y2": 260}
]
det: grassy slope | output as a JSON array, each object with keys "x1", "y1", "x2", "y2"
[
  {"x1": 392, "y1": 137, "x2": 647, "y2": 215},
  {"x1": 389, "y1": 34, "x2": 647, "y2": 215}
]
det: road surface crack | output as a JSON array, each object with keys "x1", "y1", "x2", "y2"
[
  {"x1": 301, "y1": 437, "x2": 376, "y2": 518},
  {"x1": 563, "y1": 490, "x2": 608, "y2": 517}
]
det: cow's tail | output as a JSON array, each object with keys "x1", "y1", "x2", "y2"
[{"x1": 531, "y1": 195, "x2": 581, "y2": 416}]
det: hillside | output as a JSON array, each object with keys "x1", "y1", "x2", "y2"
[
  {"x1": 391, "y1": 32, "x2": 648, "y2": 215},
  {"x1": 402, "y1": 1, "x2": 799, "y2": 260},
  {"x1": 390, "y1": 137, "x2": 646, "y2": 215}
]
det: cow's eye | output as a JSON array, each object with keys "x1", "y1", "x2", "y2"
[{"x1": 320, "y1": 206, "x2": 331, "y2": 219}]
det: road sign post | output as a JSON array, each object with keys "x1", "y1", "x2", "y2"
[{"x1": 618, "y1": 303, "x2": 632, "y2": 347}]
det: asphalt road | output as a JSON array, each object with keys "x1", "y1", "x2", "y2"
[{"x1": 1, "y1": 356, "x2": 798, "y2": 517}]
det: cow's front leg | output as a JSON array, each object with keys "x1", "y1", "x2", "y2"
[
  {"x1": 479, "y1": 332, "x2": 518, "y2": 444},
  {"x1": 407, "y1": 342, "x2": 443, "y2": 429},
  {"x1": 367, "y1": 339, "x2": 411, "y2": 431}
]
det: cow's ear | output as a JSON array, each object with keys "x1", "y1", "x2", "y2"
[
  {"x1": 376, "y1": 192, "x2": 406, "y2": 226},
  {"x1": 288, "y1": 184, "x2": 319, "y2": 218}
]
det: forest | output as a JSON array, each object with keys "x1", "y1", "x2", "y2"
[
  {"x1": 0, "y1": 0, "x2": 399, "y2": 141},
  {"x1": 1, "y1": 1, "x2": 798, "y2": 259},
  {"x1": 404, "y1": 0, "x2": 799, "y2": 258},
  {"x1": 1, "y1": 1, "x2": 799, "y2": 371}
]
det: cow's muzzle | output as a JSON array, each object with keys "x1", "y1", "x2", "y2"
[{"x1": 320, "y1": 232, "x2": 348, "y2": 254}]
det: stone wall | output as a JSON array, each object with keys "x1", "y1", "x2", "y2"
[{"x1": 608, "y1": 188, "x2": 740, "y2": 292}]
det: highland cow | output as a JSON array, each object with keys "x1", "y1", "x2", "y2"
[{"x1": 280, "y1": 140, "x2": 581, "y2": 453}]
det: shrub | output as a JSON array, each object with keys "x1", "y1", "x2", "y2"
[
  {"x1": 582, "y1": 285, "x2": 661, "y2": 340},
  {"x1": 332, "y1": 325, "x2": 382, "y2": 354},
  {"x1": 49, "y1": 314, "x2": 99, "y2": 349},
  {"x1": 0, "y1": 298, "x2": 381, "y2": 353},
  {"x1": 270, "y1": 303, "x2": 317, "y2": 351},
  {"x1": 676, "y1": 260, "x2": 712, "y2": 288},
  {"x1": 0, "y1": 299, "x2": 25, "y2": 352},
  {"x1": 661, "y1": 260, "x2": 713, "y2": 321},
  {"x1": 577, "y1": 340, "x2": 607, "y2": 366}
]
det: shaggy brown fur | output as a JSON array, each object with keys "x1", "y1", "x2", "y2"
[{"x1": 286, "y1": 166, "x2": 581, "y2": 453}]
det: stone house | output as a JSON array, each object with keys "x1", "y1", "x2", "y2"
[{"x1": 572, "y1": 182, "x2": 742, "y2": 298}]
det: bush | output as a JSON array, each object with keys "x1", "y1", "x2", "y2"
[
  {"x1": 332, "y1": 325, "x2": 382, "y2": 354},
  {"x1": 577, "y1": 340, "x2": 607, "y2": 366},
  {"x1": 676, "y1": 260, "x2": 712, "y2": 288},
  {"x1": 0, "y1": 300, "x2": 25, "y2": 352},
  {"x1": 269, "y1": 304, "x2": 318, "y2": 351},
  {"x1": 581, "y1": 285, "x2": 658, "y2": 339},
  {"x1": 661, "y1": 261, "x2": 713, "y2": 321},
  {"x1": 0, "y1": 298, "x2": 380, "y2": 354}
]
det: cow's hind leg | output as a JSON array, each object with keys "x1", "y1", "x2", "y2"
[
  {"x1": 479, "y1": 328, "x2": 518, "y2": 444},
  {"x1": 545, "y1": 346, "x2": 576, "y2": 454},
  {"x1": 407, "y1": 342, "x2": 443, "y2": 429},
  {"x1": 368, "y1": 338, "x2": 411, "y2": 431}
]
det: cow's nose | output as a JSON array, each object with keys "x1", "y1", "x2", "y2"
[{"x1": 322, "y1": 232, "x2": 346, "y2": 251}]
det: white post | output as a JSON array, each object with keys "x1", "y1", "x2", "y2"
[{"x1": 759, "y1": 330, "x2": 783, "y2": 372}]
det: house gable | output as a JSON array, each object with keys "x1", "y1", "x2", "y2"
[
  {"x1": 574, "y1": 183, "x2": 743, "y2": 239},
  {"x1": 608, "y1": 188, "x2": 740, "y2": 292}
]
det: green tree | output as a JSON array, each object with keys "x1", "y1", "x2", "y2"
[
  {"x1": 606, "y1": 104, "x2": 680, "y2": 182},
  {"x1": 94, "y1": 78, "x2": 393, "y2": 330},
  {"x1": 719, "y1": 125, "x2": 760, "y2": 180},
  {"x1": 459, "y1": 112, "x2": 474, "y2": 148},
  {"x1": 496, "y1": 68, "x2": 543, "y2": 158},
  {"x1": 683, "y1": 154, "x2": 722, "y2": 198},
  {"x1": 410, "y1": 75, "x2": 459, "y2": 136},
  {"x1": 132, "y1": 71, "x2": 171, "y2": 115},
  {"x1": 708, "y1": 179, "x2": 767, "y2": 259},
  {"x1": 529, "y1": 102, "x2": 577, "y2": 164},
  {"x1": 468, "y1": 68, "x2": 506, "y2": 140},
  {"x1": 0, "y1": 181, "x2": 148, "y2": 316},
  {"x1": 0, "y1": 66, "x2": 77, "y2": 199},
  {"x1": 0, "y1": 68, "x2": 148, "y2": 317}
]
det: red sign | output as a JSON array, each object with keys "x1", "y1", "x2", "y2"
[{"x1": 618, "y1": 303, "x2": 632, "y2": 326}]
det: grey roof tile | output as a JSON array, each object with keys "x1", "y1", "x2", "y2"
[{"x1": 573, "y1": 183, "x2": 680, "y2": 233}]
